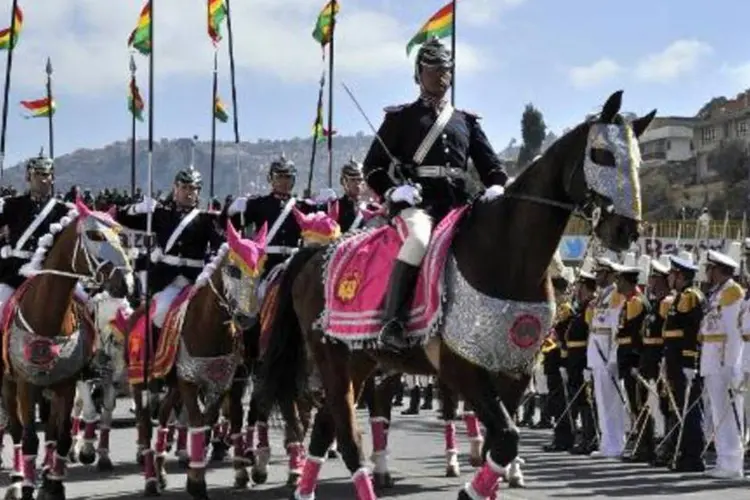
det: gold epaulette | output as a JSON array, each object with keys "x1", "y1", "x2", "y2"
[
  {"x1": 677, "y1": 287, "x2": 703, "y2": 313},
  {"x1": 720, "y1": 281, "x2": 744, "y2": 307},
  {"x1": 626, "y1": 294, "x2": 645, "y2": 321}
]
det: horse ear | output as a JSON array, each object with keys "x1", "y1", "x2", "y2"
[
  {"x1": 601, "y1": 90, "x2": 624, "y2": 123},
  {"x1": 291, "y1": 206, "x2": 305, "y2": 226},
  {"x1": 74, "y1": 196, "x2": 91, "y2": 217},
  {"x1": 254, "y1": 222, "x2": 268, "y2": 248},
  {"x1": 631, "y1": 109, "x2": 657, "y2": 138},
  {"x1": 107, "y1": 206, "x2": 117, "y2": 218},
  {"x1": 328, "y1": 200, "x2": 339, "y2": 222},
  {"x1": 225, "y1": 219, "x2": 240, "y2": 245}
]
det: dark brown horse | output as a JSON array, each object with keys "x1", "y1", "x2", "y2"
[
  {"x1": 125, "y1": 221, "x2": 268, "y2": 499},
  {"x1": 260, "y1": 90, "x2": 655, "y2": 499},
  {"x1": 2, "y1": 199, "x2": 134, "y2": 500}
]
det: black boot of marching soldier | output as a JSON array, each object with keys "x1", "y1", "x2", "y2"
[
  {"x1": 379, "y1": 261, "x2": 421, "y2": 353},
  {"x1": 421, "y1": 384, "x2": 434, "y2": 410},
  {"x1": 402, "y1": 387, "x2": 421, "y2": 415}
]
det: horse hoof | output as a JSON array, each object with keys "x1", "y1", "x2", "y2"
[
  {"x1": 508, "y1": 477, "x2": 525, "y2": 488},
  {"x1": 20, "y1": 487, "x2": 34, "y2": 500},
  {"x1": 97, "y1": 456, "x2": 114, "y2": 472},
  {"x1": 456, "y1": 490, "x2": 472, "y2": 500},
  {"x1": 286, "y1": 472, "x2": 301, "y2": 487},
  {"x1": 143, "y1": 481, "x2": 160, "y2": 497},
  {"x1": 468, "y1": 456, "x2": 483, "y2": 468},
  {"x1": 78, "y1": 451, "x2": 96, "y2": 466},
  {"x1": 327, "y1": 449, "x2": 339, "y2": 459},
  {"x1": 136, "y1": 452, "x2": 145, "y2": 467},
  {"x1": 445, "y1": 465, "x2": 460, "y2": 478},
  {"x1": 67, "y1": 450, "x2": 77, "y2": 464},
  {"x1": 251, "y1": 469, "x2": 267, "y2": 485},
  {"x1": 158, "y1": 474, "x2": 168, "y2": 492},
  {"x1": 186, "y1": 478, "x2": 209, "y2": 500},
  {"x1": 373, "y1": 472, "x2": 394, "y2": 489},
  {"x1": 233, "y1": 469, "x2": 250, "y2": 490}
]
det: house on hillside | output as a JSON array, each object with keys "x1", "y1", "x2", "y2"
[
  {"x1": 693, "y1": 89, "x2": 750, "y2": 179},
  {"x1": 638, "y1": 116, "x2": 697, "y2": 165}
]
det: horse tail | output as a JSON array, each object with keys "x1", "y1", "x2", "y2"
[{"x1": 257, "y1": 246, "x2": 323, "y2": 411}]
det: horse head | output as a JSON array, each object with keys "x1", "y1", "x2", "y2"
[
  {"x1": 73, "y1": 198, "x2": 135, "y2": 295},
  {"x1": 292, "y1": 206, "x2": 341, "y2": 247},
  {"x1": 223, "y1": 220, "x2": 268, "y2": 322},
  {"x1": 531, "y1": 90, "x2": 655, "y2": 252}
]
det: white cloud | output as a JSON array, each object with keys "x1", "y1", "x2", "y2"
[
  {"x1": 567, "y1": 58, "x2": 622, "y2": 89},
  {"x1": 724, "y1": 62, "x2": 750, "y2": 87},
  {"x1": 634, "y1": 39, "x2": 712, "y2": 83},
  {"x1": 6, "y1": 0, "x2": 487, "y2": 96},
  {"x1": 458, "y1": 0, "x2": 528, "y2": 27}
]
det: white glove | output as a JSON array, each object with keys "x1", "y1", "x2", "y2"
[
  {"x1": 388, "y1": 184, "x2": 422, "y2": 206},
  {"x1": 228, "y1": 196, "x2": 247, "y2": 216},
  {"x1": 559, "y1": 367, "x2": 568, "y2": 383},
  {"x1": 630, "y1": 367, "x2": 639, "y2": 377},
  {"x1": 481, "y1": 184, "x2": 505, "y2": 201},
  {"x1": 682, "y1": 368, "x2": 696, "y2": 381},
  {"x1": 315, "y1": 188, "x2": 338, "y2": 204},
  {"x1": 583, "y1": 369, "x2": 592, "y2": 383},
  {"x1": 130, "y1": 196, "x2": 157, "y2": 214}
]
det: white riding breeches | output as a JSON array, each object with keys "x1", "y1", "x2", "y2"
[
  {"x1": 152, "y1": 276, "x2": 190, "y2": 329},
  {"x1": 395, "y1": 207, "x2": 433, "y2": 266}
]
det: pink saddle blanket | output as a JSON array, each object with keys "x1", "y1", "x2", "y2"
[{"x1": 322, "y1": 206, "x2": 468, "y2": 346}]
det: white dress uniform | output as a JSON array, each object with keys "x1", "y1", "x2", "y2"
[
  {"x1": 587, "y1": 277, "x2": 626, "y2": 457},
  {"x1": 700, "y1": 250, "x2": 745, "y2": 478}
]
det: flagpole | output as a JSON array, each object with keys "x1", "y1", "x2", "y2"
[
  {"x1": 450, "y1": 0, "x2": 456, "y2": 106},
  {"x1": 45, "y1": 57, "x2": 54, "y2": 159},
  {"x1": 130, "y1": 55, "x2": 137, "y2": 197},
  {"x1": 143, "y1": 0, "x2": 154, "y2": 427},
  {"x1": 306, "y1": 71, "x2": 325, "y2": 196},
  {"x1": 224, "y1": 0, "x2": 242, "y2": 196},
  {"x1": 210, "y1": 50, "x2": 218, "y2": 199},
  {"x1": 326, "y1": 0, "x2": 336, "y2": 188},
  {"x1": 0, "y1": 0, "x2": 19, "y2": 179}
]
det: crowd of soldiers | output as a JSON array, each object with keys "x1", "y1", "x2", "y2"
[{"x1": 530, "y1": 247, "x2": 750, "y2": 479}]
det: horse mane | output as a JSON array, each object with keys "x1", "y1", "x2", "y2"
[
  {"x1": 19, "y1": 204, "x2": 79, "y2": 278},
  {"x1": 194, "y1": 243, "x2": 230, "y2": 290}
]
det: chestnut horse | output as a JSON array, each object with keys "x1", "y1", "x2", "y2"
[
  {"x1": 126, "y1": 221, "x2": 268, "y2": 499},
  {"x1": 2, "y1": 199, "x2": 134, "y2": 500},
  {"x1": 260, "y1": 90, "x2": 655, "y2": 499}
]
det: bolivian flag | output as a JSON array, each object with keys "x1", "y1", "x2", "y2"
[
  {"x1": 214, "y1": 96, "x2": 229, "y2": 123},
  {"x1": 128, "y1": 2, "x2": 151, "y2": 56},
  {"x1": 0, "y1": 6, "x2": 23, "y2": 51},
  {"x1": 20, "y1": 97, "x2": 55, "y2": 118},
  {"x1": 208, "y1": 0, "x2": 227, "y2": 44},
  {"x1": 406, "y1": 2, "x2": 454, "y2": 56}
]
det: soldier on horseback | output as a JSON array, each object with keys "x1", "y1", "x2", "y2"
[
  {"x1": 333, "y1": 158, "x2": 382, "y2": 233},
  {"x1": 116, "y1": 166, "x2": 223, "y2": 336},
  {"x1": 0, "y1": 152, "x2": 89, "y2": 307},
  {"x1": 362, "y1": 36, "x2": 509, "y2": 353},
  {"x1": 226, "y1": 154, "x2": 331, "y2": 276}
]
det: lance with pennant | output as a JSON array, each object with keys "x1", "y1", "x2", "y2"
[
  {"x1": 0, "y1": 0, "x2": 20, "y2": 179},
  {"x1": 224, "y1": 0, "x2": 242, "y2": 197},
  {"x1": 326, "y1": 0, "x2": 337, "y2": 188},
  {"x1": 129, "y1": 54, "x2": 138, "y2": 196},
  {"x1": 45, "y1": 56, "x2": 53, "y2": 159},
  {"x1": 306, "y1": 70, "x2": 325, "y2": 196},
  {"x1": 451, "y1": 0, "x2": 456, "y2": 106},
  {"x1": 210, "y1": 50, "x2": 217, "y2": 199}
]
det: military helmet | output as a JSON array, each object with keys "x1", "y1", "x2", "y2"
[
  {"x1": 268, "y1": 153, "x2": 297, "y2": 178},
  {"x1": 414, "y1": 37, "x2": 453, "y2": 83},
  {"x1": 26, "y1": 148, "x2": 54, "y2": 174},
  {"x1": 174, "y1": 166, "x2": 202, "y2": 187},
  {"x1": 340, "y1": 157, "x2": 363, "y2": 181}
]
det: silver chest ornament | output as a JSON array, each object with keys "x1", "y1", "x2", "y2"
[
  {"x1": 176, "y1": 337, "x2": 239, "y2": 408},
  {"x1": 441, "y1": 255, "x2": 555, "y2": 375}
]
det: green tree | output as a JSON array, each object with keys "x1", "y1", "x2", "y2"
[
  {"x1": 707, "y1": 139, "x2": 750, "y2": 185},
  {"x1": 517, "y1": 103, "x2": 547, "y2": 168}
]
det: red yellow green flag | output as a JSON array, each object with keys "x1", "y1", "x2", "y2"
[
  {"x1": 312, "y1": 1, "x2": 339, "y2": 48},
  {"x1": 128, "y1": 2, "x2": 151, "y2": 56},
  {"x1": 406, "y1": 2, "x2": 454, "y2": 56},
  {"x1": 312, "y1": 99, "x2": 335, "y2": 142},
  {"x1": 20, "y1": 97, "x2": 55, "y2": 118},
  {"x1": 0, "y1": 6, "x2": 23, "y2": 51},
  {"x1": 128, "y1": 76, "x2": 145, "y2": 122},
  {"x1": 214, "y1": 96, "x2": 229, "y2": 123},
  {"x1": 208, "y1": 0, "x2": 227, "y2": 44}
]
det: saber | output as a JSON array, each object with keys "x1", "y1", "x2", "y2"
[
  {"x1": 552, "y1": 381, "x2": 586, "y2": 431},
  {"x1": 341, "y1": 82, "x2": 397, "y2": 165}
]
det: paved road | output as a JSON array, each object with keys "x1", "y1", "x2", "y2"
[{"x1": 1, "y1": 400, "x2": 749, "y2": 499}]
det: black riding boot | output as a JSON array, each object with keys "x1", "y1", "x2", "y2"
[
  {"x1": 402, "y1": 387, "x2": 421, "y2": 415},
  {"x1": 379, "y1": 261, "x2": 420, "y2": 353},
  {"x1": 520, "y1": 394, "x2": 536, "y2": 427},
  {"x1": 392, "y1": 382, "x2": 404, "y2": 407},
  {"x1": 421, "y1": 384, "x2": 434, "y2": 410}
]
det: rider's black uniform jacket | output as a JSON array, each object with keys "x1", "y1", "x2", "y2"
[
  {"x1": 363, "y1": 99, "x2": 508, "y2": 221},
  {"x1": 0, "y1": 194, "x2": 71, "y2": 288},
  {"x1": 334, "y1": 195, "x2": 381, "y2": 233},
  {"x1": 565, "y1": 299, "x2": 593, "y2": 373},
  {"x1": 663, "y1": 285, "x2": 704, "y2": 370},
  {"x1": 227, "y1": 193, "x2": 322, "y2": 271},
  {"x1": 640, "y1": 293, "x2": 673, "y2": 380},
  {"x1": 117, "y1": 203, "x2": 223, "y2": 292}
]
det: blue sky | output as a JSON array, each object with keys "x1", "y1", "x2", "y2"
[{"x1": 0, "y1": 0, "x2": 748, "y2": 169}]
